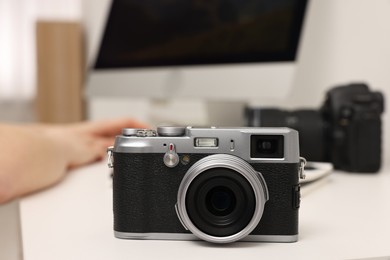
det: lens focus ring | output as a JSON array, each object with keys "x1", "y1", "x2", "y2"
[{"x1": 176, "y1": 154, "x2": 269, "y2": 243}]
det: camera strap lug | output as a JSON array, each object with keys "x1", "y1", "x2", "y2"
[
  {"x1": 299, "y1": 157, "x2": 307, "y2": 180},
  {"x1": 107, "y1": 146, "x2": 114, "y2": 168}
]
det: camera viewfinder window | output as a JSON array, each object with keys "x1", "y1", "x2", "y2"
[{"x1": 250, "y1": 135, "x2": 284, "y2": 158}]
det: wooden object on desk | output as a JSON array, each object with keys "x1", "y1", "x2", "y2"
[{"x1": 36, "y1": 21, "x2": 84, "y2": 123}]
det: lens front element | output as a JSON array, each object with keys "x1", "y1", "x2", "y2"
[
  {"x1": 176, "y1": 154, "x2": 269, "y2": 243},
  {"x1": 207, "y1": 186, "x2": 236, "y2": 215}
]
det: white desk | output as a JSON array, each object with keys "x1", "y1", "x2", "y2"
[{"x1": 20, "y1": 162, "x2": 390, "y2": 260}]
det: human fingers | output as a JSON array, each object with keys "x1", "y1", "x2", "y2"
[
  {"x1": 73, "y1": 118, "x2": 150, "y2": 137},
  {"x1": 67, "y1": 136, "x2": 110, "y2": 169}
]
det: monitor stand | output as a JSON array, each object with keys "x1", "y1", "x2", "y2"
[{"x1": 205, "y1": 101, "x2": 247, "y2": 127}]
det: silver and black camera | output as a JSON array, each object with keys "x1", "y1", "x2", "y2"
[{"x1": 108, "y1": 126, "x2": 305, "y2": 243}]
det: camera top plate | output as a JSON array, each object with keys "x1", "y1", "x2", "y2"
[{"x1": 113, "y1": 127, "x2": 300, "y2": 164}]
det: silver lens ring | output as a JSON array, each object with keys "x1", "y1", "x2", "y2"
[{"x1": 176, "y1": 154, "x2": 269, "y2": 243}]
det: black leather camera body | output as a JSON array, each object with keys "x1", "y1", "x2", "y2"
[
  {"x1": 246, "y1": 83, "x2": 384, "y2": 172},
  {"x1": 108, "y1": 126, "x2": 305, "y2": 243}
]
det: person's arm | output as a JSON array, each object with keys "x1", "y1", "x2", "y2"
[{"x1": 0, "y1": 118, "x2": 148, "y2": 204}]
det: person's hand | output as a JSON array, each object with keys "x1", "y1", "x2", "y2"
[
  {"x1": 0, "y1": 118, "x2": 148, "y2": 204},
  {"x1": 42, "y1": 118, "x2": 149, "y2": 169}
]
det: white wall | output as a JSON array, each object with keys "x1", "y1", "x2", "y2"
[
  {"x1": 291, "y1": 0, "x2": 390, "y2": 163},
  {"x1": 292, "y1": 0, "x2": 390, "y2": 106},
  {"x1": 0, "y1": 0, "x2": 82, "y2": 101}
]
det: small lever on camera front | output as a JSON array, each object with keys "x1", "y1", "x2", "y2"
[{"x1": 164, "y1": 143, "x2": 179, "y2": 168}]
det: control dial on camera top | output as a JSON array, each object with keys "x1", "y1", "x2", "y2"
[
  {"x1": 122, "y1": 128, "x2": 157, "y2": 137},
  {"x1": 157, "y1": 126, "x2": 186, "y2": 137}
]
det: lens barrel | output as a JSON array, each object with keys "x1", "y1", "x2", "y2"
[{"x1": 176, "y1": 154, "x2": 268, "y2": 243}]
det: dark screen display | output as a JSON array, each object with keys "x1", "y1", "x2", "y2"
[{"x1": 95, "y1": 0, "x2": 307, "y2": 69}]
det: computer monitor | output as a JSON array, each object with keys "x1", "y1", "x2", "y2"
[{"x1": 85, "y1": 0, "x2": 308, "y2": 104}]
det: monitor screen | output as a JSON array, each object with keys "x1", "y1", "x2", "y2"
[
  {"x1": 86, "y1": 0, "x2": 308, "y2": 109},
  {"x1": 95, "y1": 0, "x2": 307, "y2": 69}
]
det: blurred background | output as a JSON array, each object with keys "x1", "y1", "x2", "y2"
[
  {"x1": 0, "y1": 0, "x2": 81, "y2": 123},
  {"x1": 1, "y1": 1, "x2": 390, "y2": 259},
  {"x1": 1, "y1": 0, "x2": 390, "y2": 158},
  {"x1": 1, "y1": 0, "x2": 390, "y2": 142},
  {"x1": 0, "y1": 2, "x2": 81, "y2": 259}
]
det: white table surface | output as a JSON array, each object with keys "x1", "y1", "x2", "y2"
[{"x1": 20, "y1": 162, "x2": 390, "y2": 260}]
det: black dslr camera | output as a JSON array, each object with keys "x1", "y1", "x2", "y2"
[
  {"x1": 246, "y1": 83, "x2": 384, "y2": 173},
  {"x1": 108, "y1": 126, "x2": 305, "y2": 243}
]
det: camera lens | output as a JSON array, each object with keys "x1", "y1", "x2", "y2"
[
  {"x1": 206, "y1": 187, "x2": 236, "y2": 215},
  {"x1": 176, "y1": 154, "x2": 268, "y2": 243},
  {"x1": 186, "y1": 168, "x2": 256, "y2": 235}
]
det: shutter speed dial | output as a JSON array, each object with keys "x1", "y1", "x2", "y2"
[{"x1": 157, "y1": 126, "x2": 186, "y2": 137}]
